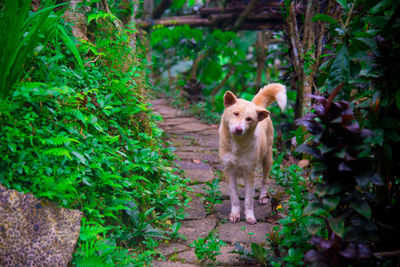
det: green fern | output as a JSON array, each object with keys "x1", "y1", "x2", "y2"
[
  {"x1": 44, "y1": 136, "x2": 79, "y2": 146},
  {"x1": 67, "y1": 109, "x2": 87, "y2": 124},
  {"x1": 79, "y1": 219, "x2": 108, "y2": 242},
  {"x1": 42, "y1": 147, "x2": 72, "y2": 159},
  {"x1": 88, "y1": 11, "x2": 118, "y2": 24}
]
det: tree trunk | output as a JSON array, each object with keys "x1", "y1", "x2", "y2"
[
  {"x1": 142, "y1": 0, "x2": 154, "y2": 73},
  {"x1": 143, "y1": 0, "x2": 154, "y2": 20},
  {"x1": 286, "y1": 0, "x2": 336, "y2": 119},
  {"x1": 255, "y1": 31, "x2": 266, "y2": 89},
  {"x1": 64, "y1": 0, "x2": 89, "y2": 41}
]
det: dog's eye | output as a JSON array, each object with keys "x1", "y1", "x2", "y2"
[
  {"x1": 233, "y1": 112, "x2": 239, "y2": 116},
  {"x1": 246, "y1": 117, "x2": 252, "y2": 121}
]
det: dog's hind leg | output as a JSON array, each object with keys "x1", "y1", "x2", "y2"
[
  {"x1": 244, "y1": 173, "x2": 257, "y2": 224},
  {"x1": 259, "y1": 152, "x2": 272, "y2": 205},
  {"x1": 228, "y1": 172, "x2": 241, "y2": 223}
]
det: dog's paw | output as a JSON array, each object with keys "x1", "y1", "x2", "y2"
[
  {"x1": 246, "y1": 216, "x2": 257, "y2": 225},
  {"x1": 229, "y1": 213, "x2": 240, "y2": 223},
  {"x1": 258, "y1": 197, "x2": 269, "y2": 205}
]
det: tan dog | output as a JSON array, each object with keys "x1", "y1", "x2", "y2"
[{"x1": 219, "y1": 84, "x2": 286, "y2": 224}]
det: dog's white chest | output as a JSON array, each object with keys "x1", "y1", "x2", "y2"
[{"x1": 221, "y1": 140, "x2": 259, "y2": 174}]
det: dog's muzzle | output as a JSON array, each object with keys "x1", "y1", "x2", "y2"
[{"x1": 232, "y1": 126, "x2": 243, "y2": 135}]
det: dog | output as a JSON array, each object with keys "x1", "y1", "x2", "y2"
[{"x1": 218, "y1": 83, "x2": 286, "y2": 224}]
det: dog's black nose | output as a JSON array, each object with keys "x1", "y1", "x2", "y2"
[{"x1": 234, "y1": 127, "x2": 243, "y2": 135}]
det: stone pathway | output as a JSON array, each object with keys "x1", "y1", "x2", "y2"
[{"x1": 150, "y1": 99, "x2": 280, "y2": 266}]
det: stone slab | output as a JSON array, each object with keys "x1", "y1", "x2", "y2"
[
  {"x1": 216, "y1": 245, "x2": 246, "y2": 266},
  {"x1": 196, "y1": 128, "x2": 219, "y2": 136},
  {"x1": 194, "y1": 136, "x2": 220, "y2": 148},
  {"x1": 168, "y1": 138, "x2": 195, "y2": 147},
  {"x1": 177, "y1": 160, "x2": 214, "y2": 171},
  {"x1": 175, "y1": 146, "x2": 212, "y2": 153},
  {"x1": 189, "y1": 185, "x2": 205, "y2": 195},
  {"x1": 176, "y1": 152, "x2": 219, "y2": 164},
  {"x1": 157, "y1": 242, "x2": 188, "y2": 257},
  {"x1": 175, "y1": 122, "x2": 210, "y2": 133},
  {"x1": 215, "y1": 200, "x2": 271, "y2": 221},
  {"x1": 184, "y1": 197, "x2": 206, "y2": 220},
  {"x1": 179, "y1": 218, "x2": 217, "y2": 244},
  {"x1": 159, "y1": 117, "x2": 197, "y2": 127},
  {"x1": 153, "y1": 260, "x2": 197, "y2": 267},
  {"x1": 175, "y1": 248, "x2": 198, "y2": 263},
  {"x1": 217, "y1": 221, "x2": 273, "y2": 244},
  {"x1": 185, "y1": 169, "x2": 215, "y2": 183},
  {"x1": 149, "y1": 99, "x2": 168, "y2": 106}
]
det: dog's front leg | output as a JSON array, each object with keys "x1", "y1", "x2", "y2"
[
  {"x1": 244, "y1": 174, "x2": 257, "y2": 224},
  {"x1": 227, "y1": 172, "x2": 240, "y2": 223}
]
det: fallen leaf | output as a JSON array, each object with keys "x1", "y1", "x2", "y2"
[{"x1": 298, "y1": 159, "x2": 310, "y2": 168}]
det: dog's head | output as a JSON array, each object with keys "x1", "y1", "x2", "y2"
[{"x1": 222, "y1": 91, "x2": 269, "y2": 136}]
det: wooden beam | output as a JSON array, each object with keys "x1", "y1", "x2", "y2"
[
  {"x1": 137, "y1": 14, "x2": 283, "y2": 31},
  {"x1": 137, "y1": 16, "x2": 212, "y2": 28}
]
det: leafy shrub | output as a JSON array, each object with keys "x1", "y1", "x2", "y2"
[
  {"x1": 297, "y1": 91, "x2": 381, "y2": 265},
  {"x1": 0, "y1": 7, "x2": 189, "y2": 266}
]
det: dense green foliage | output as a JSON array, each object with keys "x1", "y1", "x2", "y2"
[
  {"x1": 263, "y1": 0, "x2": 400, "y2": 266},
  {"x1": 151, "y1": 25, "x2": 294, "y2": 128},
  {"x1": 298, "y1": 94, "x2": 379, "y2": 265},
  {"x1": 0, "y1": 1, "x2": 189, "y2": 265}
]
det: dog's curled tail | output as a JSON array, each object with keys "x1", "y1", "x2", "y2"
[{"x1": 252, "y1": 83, "x2": 287, "y2": 111}]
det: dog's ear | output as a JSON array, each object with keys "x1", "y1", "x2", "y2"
[
  {"x1": 224, "y1": 91, "x2": 237, "y2": 107},
  {"x1": 256, "y1": 108, "x2": 270, "y2": 121}
]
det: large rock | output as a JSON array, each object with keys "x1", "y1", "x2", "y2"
[{"x1": 0, "y1": 184, "x2": 82, "y2": 266}]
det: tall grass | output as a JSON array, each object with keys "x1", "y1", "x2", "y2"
[{"x1": 0, "y1": 0, "x2": 82, "y2": 98}]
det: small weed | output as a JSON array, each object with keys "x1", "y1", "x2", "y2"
[
  {"x1": 202, "y1": 178, "x2": 223, "y2": 214},
  {"x1": 190, "y1": 230, "x2": 226, "y2": 265}
]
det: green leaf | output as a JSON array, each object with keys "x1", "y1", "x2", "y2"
[
  {"x1": 8, "y1": 143, "x2": 17, "y2": 153},
  {"x1": 171, "y1": 0, "x2": 186, "y2": 9},
  {"x1": 335, "y1": 0, "x2": 347, "y2": 9},
  {"x1": 306, "y1": 222, "x2": 323, "y2": 235},
  {"x1": 322, "y1": 195, "x2": 341, "y2": 210},
  {"x1": 396, "y1": 90, "x2": 400, "y2": 110},
  {"x1": 351, "y1": 200, "x2": 371, "y2": 219},
  {"x1": 72, "y1": 151, "x2": 87, "y2": 165},
  {"x1": 57, "y1": 25, "x2": 83, "y2": 69},
  {"x1": 327, "y1": 45, "x2": 350, "y2": 91},
  {"x1": 303, "y1": 202, "x2": 323, "y2": 216},
  {"x1": 352, "y1": 37, "x2": 376, "y2": 51},
  {"x1": 329, "y1": 216, "x2": 345, "y2": 237},
  {"x1": 370, "y1": 0, "x2": 393, "y2": 14},
  {"x1": 312, "y1": 14, "x2": 338, "y2": 25}
]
